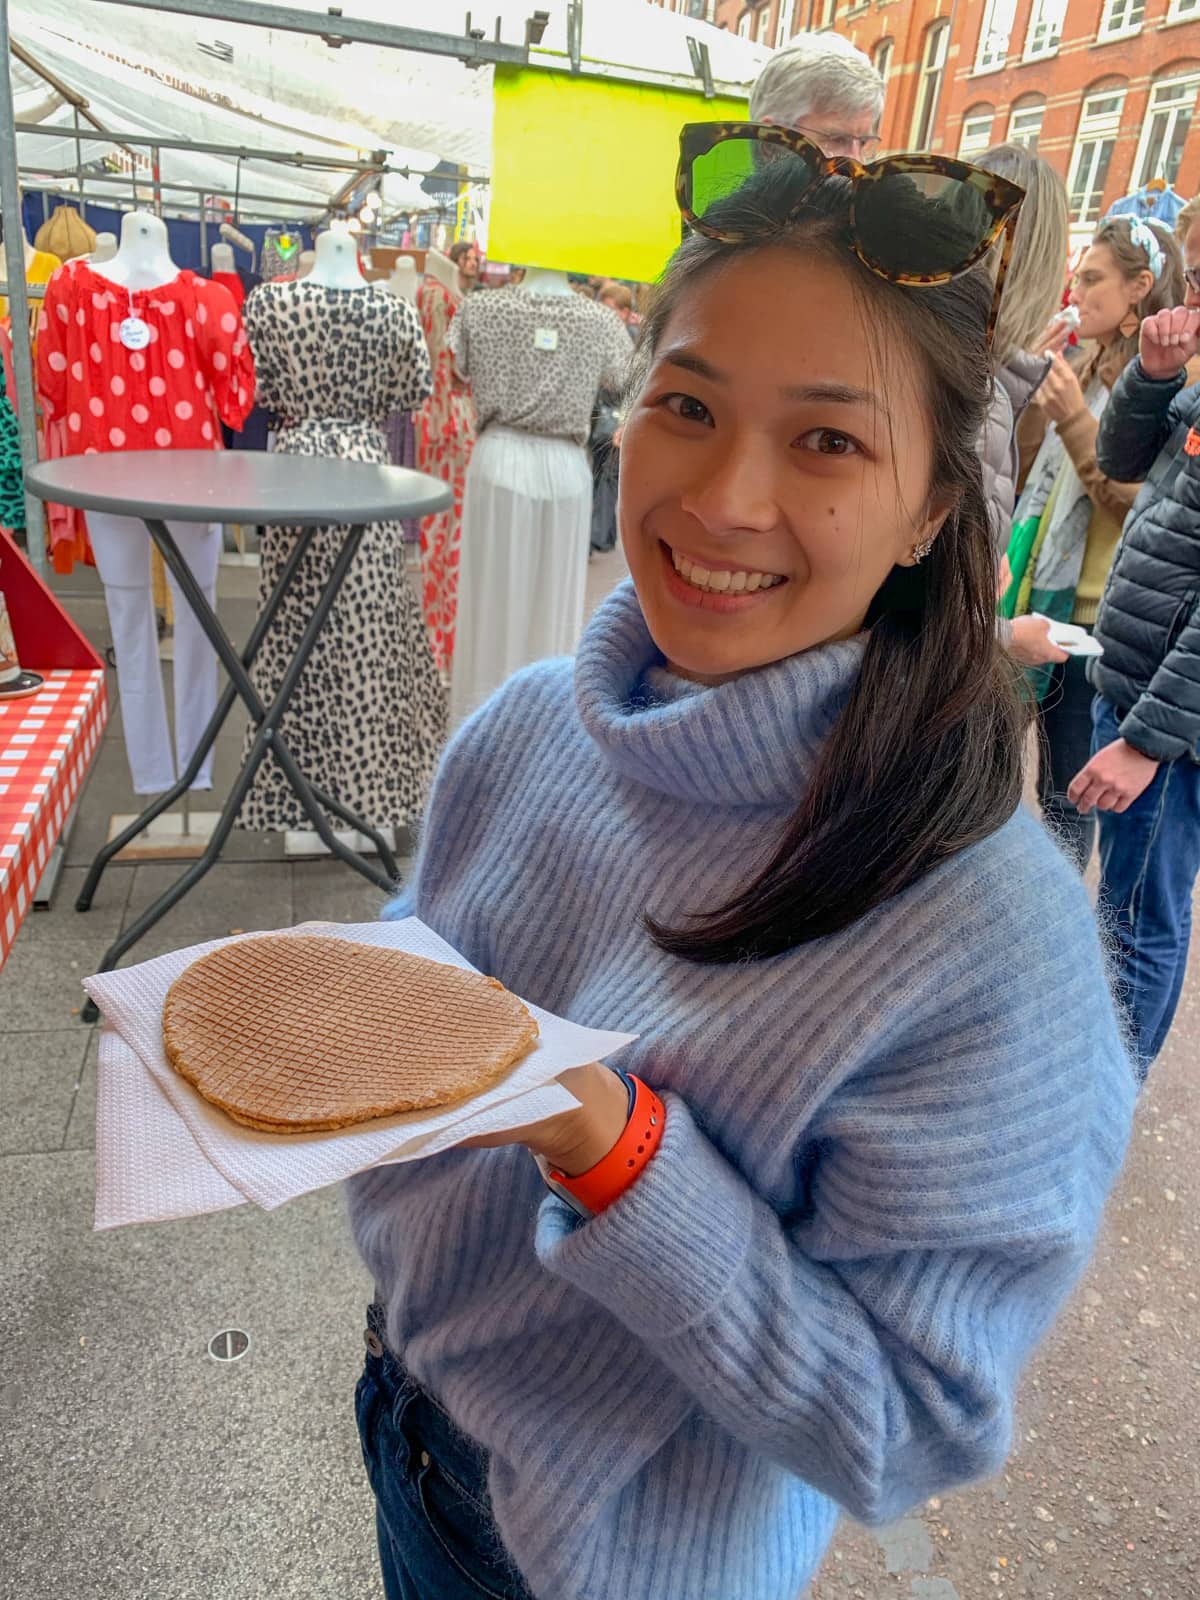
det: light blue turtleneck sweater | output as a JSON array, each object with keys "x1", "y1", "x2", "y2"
[{"x1": 347, "y1": 583, "x2": 1135, "y2": 1600}]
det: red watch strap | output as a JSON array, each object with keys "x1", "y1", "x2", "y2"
[{"x1": 548, "y1": 1075, "x2": 665, "y2": 1215}]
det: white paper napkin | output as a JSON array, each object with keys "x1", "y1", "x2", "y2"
[{"x1": 84, "y1": 919, "x2": 635, "y2": 1230}]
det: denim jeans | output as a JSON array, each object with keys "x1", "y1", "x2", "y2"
[
  {"x1": 354, "y1": 1303, "x2": 534, "y2": 1600},
  {"x1": 1037, "y1": 650, "x2": 1098, "y2": 871},
  {"x1": 1093, "y1": 695, "x2": 1200, "y2": 1077}
]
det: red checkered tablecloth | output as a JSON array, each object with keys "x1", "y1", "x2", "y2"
[{"x1": 0, "y1": 668, "x2": 108, "y2": 968}]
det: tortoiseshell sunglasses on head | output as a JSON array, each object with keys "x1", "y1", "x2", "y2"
[{"x1": 675, "y1": 123, "x2": 1025, "y2": 344}]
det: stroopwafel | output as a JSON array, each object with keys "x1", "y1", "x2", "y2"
[{"x1": 162, "y1": 934, "x2": 540, "y2": 1132}]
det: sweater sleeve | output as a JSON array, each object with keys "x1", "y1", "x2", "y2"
[
  {"x1": 537, "y1": 861, "x2": 1134, "y2": 1524},
  {"x1": 1055, "y1": 406, "x2": 1141, "y2": 522},
  {"x1": 1095, "y1": 358, "x2": 1190, "y2": 482}
]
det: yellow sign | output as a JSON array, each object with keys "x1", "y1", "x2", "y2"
[{"x1": 489, "y1": 65, "x2": 747, "y2": 283}]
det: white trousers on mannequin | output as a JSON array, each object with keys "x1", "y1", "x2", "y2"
[
  {"x1": 88, "y1": 513, "x2": 222, "y2": 794},
  {"x1": 449, "y1": 425, "x2": 592, "y2": 729}
]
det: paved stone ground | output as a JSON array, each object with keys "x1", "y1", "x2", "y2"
[{"x1": 2, "y1": 548, "x2": 1196, "y2": 1599}]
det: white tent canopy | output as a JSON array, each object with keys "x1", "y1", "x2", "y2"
[{"x1": 13, "y1": 0, "x2": 770, "y2": 218}]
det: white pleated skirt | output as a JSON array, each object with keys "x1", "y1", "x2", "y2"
[{"x1": 449, "y1": 424, "x2": 592, "y2": 728}]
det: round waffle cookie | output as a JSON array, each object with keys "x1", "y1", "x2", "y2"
[{"x1": 162, "y1": 935, "x2": 540, "y2": 1133}]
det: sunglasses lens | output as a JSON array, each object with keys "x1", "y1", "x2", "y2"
[
  {"x1": 688, "y1": 135, "x2": 822, "y2": 227},
  {"x1": 856, "y1": 170, "x2": 998, "y2": 278}
]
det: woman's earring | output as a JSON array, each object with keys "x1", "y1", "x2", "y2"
[
  {"x1": 1119, "y1": 307, "x2": 1140, "y2": 339},
  {"x1": 911, "y1": 535, "x2": 936, "y2": 563}
]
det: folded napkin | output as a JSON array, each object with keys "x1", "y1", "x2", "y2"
[{"x1": 84, "y1": 918, "x2": 635, "y2": 1231}]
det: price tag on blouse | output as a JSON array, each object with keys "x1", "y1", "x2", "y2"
[
  {"x1": 533, "y1": 327, "x2": 559, "y2": 353},
  {"x1": 119, "y1": 317, "x2": 152, "y2": 351}
]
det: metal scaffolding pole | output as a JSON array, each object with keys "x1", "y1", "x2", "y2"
[
  {"x1": 93, "y1": 0, "x2": 530, "y2": 65},
  {"x1": 13, "y1": 122, "x2": 492, "y2": 188},
  {"x1": 0, "y1": 0, "x2": 45, "y2": 572}
]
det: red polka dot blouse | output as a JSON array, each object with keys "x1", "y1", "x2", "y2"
[{"x1": 37, "y1": 260, "x2": 256, "y2": 455}]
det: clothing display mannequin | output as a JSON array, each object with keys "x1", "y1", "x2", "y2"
[
  {"x1": 386, "y1": 257, "x2": 418, "y2": 304},
  {"x1": 37, "y1": 210, "x2": 255, "y2": 793},
  {"x1": 209, "y1": 239, "x2": 246, "y2": 309},
  {"x1": 239, "y1": 266, "x2": 445, "y2": 840},
  {"x1": 414, "y1": 247, "x2": 474, "y2": 676},
  {"x1": 89, "y1": 232, "x2": 117, "y2": 264},
  {"x1": 307, "y1": 226, "x2": 365, "y2": 289},
  {"x1": 447, "y1": 271, "x2": 632, "y2": 726}
]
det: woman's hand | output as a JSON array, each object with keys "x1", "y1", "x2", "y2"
[
  {"x1": 1007, "y1": 615, "x2": 1070, "y2": 667},
  {"x1": 1139, "y1": 306, "x2": 1200, "y2": 383},
  {"x1": 1036, "y1": 353, "x2": 1087, "y2": 426},
  {"x1": 458, "y1": 1061, "x2": 631, "y2": 1175},
  {"x1": 1032, "y1": 316, "x2": 1073, "y2": 361}
]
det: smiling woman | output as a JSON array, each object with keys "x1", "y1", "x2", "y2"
[
  {"x1": 346, "y1": 149, "x2": 1136, "y2": 1600},
  {"x1": 622, "y1": 166, "x2": 1023, "y2": 955}
]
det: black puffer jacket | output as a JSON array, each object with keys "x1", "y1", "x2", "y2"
[{"x1": 1090, "y1": 359, "x2": 1200, "y2": 764}]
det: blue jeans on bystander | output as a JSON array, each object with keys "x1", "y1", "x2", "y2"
[
  {"x1": 1092, "y1": 695, "x2": 1200, "y2": 1077},
  {"x1": 354, "y1": 1302, "x2": 534, "y2": 1600}
]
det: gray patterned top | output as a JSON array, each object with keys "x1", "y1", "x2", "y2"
[{"x1": 449, "y1": 288, "x2": 631, "y2": 447}]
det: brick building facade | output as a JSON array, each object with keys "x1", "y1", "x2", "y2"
[{"x1": 649, "y1": 0, "x2": 1200, "y2": 229}]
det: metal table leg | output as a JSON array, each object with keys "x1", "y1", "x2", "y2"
[
  {"x1": 84, "y1": 517, "x2": 404, "y2": 990},
  {"x1": 75, "y1": 523, "x2": 319, "y2": 912}
]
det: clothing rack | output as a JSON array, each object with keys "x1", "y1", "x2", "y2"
[{"x1": 0, "y1": 0, "x2": 527, "y2": 572}]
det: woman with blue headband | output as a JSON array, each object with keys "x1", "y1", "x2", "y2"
[{"x1": 1001, "y1": 213, "x2": 1184, "y2": 869}]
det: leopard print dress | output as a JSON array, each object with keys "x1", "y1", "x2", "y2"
[{"x1": 237, "y1": 280, "x2": 446, "y2": 834}]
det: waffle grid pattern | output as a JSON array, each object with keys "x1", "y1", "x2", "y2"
[
  {"x1": 163, "y1": 935, "x2": 539, "y2": 1131},
  {"x1": 0, "y1": 668, "x2": 107, "y2": 968}
]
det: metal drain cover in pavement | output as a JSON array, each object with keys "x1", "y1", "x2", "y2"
[{"x1": 208, "y1": 1329, "x2": 251, "y2": 1362}]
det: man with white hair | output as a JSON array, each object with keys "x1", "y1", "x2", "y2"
[{"x1": 749, "y1": 30, "x2": 885, "y2": 160}]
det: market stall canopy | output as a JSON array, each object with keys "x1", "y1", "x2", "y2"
[{"x1": 11, "y1": 0, "x2": 769, "y2": 214}]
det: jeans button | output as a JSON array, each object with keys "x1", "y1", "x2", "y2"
[
  {"x1": 420, "y1": 1451, "x2": 430, "y2": 1468},
  {"x1": 364, "y1": 1329, "x2": 384, "y2": 1357}
]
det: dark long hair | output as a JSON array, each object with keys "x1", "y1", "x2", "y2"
[{"x1": 640, "y1": 166, "x2": 1028, "y2": 963}]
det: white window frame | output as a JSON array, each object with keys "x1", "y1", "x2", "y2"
[
  {"x1": 873, "y1": 37, "x2": 894, "y2": 85},
  {"x1": 1166, "y1": 0, "x2": 1199, "y2": 22},
  {"x1": 1008, "y1": 100, "x2": 1045, "y2": 150},
  {"x1": 756, "y1": 5, "x2": 771, "y2": 44},
  {"x1": 1097, "y1": 0, "x2": 1145, "y2": 38},
  {"x1": 975, "y1": 0, "x2": 1018, "y2": 74},
  {"x1": 959, "y1": 109, "x2": 995, "y2": 159},
  {"x1": 818, "y1": 0, "x2": 837, "y2": 26},
  {"x1": 775, "y1": 0, "x2": 796, "y2": 46},
  {"x1": 1131, "y1": 73, "x2": 1200, "y2": 190},
  {"x1": 911, "y1": 21, "x2": 950, "y2": 148},
  {"x1": 1024, "y1": 0, "x2": 1066, "y2": 60},
  {"x1": 738, "y1": 10, "x2": 751, "y2": 37},
  {"x1": 1067, "y1": 88, "x2": 1125, "y2": 224}
]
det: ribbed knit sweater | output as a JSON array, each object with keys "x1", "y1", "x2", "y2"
[{"x1": 347, "y1": 582, "x2": 1136, "y2": 1600}]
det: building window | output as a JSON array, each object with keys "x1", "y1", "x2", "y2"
[
  {"x1": 776, "y1": 0, "x2": 796, "y2": 46},
  {"x1": 1068, "y1": 87, "x2": 1125, "y2": 223},
  {"x1": 872, "y1": 37, "x2": 893, "y2": 85},
  {"x1": 1166, "y1": 0, "x2": 1199, "y2": 20},
  {"x1": 756, "y1": 5, "x2": 771, "y2": 43},
  {"x1": 738, "y1": 10, "x2": 751, "y2": 36},
  {"x1": 960, "y1": 108, "x2": 995, "y2": 160},
  {"x1": 1097, "y1": 0, "x2": 1145, "y2": 36},
  {"x1": 1133, "y1": 73, "x2": 1200, "y2": 189},
  {"x1": 1024, "y1": 0, "x2": 1066, "y2": 59},
  {"x1": 818, "y1": 0, "x2": 837, "y2": 25},
  {"x1": 975, "y1": 0, "x2": 1017, "y2": 73},
  {"x1": 1008, "y1": 99, "x2": 1046, "y2": 150},
  {"x1": 910, "y1": 21, "x2": 949, "y2": 148}
]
